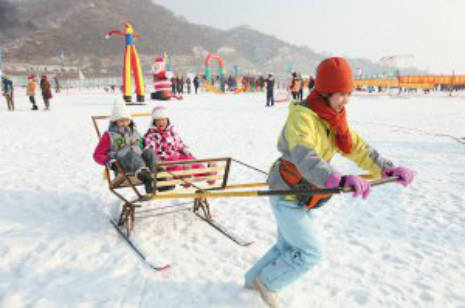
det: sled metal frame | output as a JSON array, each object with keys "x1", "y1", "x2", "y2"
[{"x1": 92, "y1": 113, "x2": 264, "y2": 247}]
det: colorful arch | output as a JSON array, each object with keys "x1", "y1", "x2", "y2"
[{"x1": 204, "y1": 54, "x2": 224, "y2": 83}]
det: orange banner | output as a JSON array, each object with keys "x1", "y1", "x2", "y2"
[
  {"x1": 398, "y1": 75, "x2": 465, "y2": 85},
  {"x1": 354, "y1": 74, "x2": 465, "y2": 89}
]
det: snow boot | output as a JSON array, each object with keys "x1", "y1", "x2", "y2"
[
  {"x1": 136, "y1": 168, "x2": 154, "y2": 194},
  {"x1": 254, "y1": 277, "x2": 280, "y2": 308}
]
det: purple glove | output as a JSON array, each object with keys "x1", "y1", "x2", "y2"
[
  {"x1": 342, "y1": 175, "x2": 371, "y2": 199},
  {"x1": 325, "y1": 173, "x2": 371, "y2": 199},
  {"x1": 383, "y1": 166, "x2": 414, "y2": 187}
]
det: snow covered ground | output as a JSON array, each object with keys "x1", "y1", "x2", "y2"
[{"x1": 1, "y1": 89, "x2": 464, "y2": 308}]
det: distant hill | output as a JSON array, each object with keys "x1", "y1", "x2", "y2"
[{"x1": 0, "y1": 0, "x2": 424, "y2": 77}]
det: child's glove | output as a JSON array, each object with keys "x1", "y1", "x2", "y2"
[
  {"x1": 342, "y1": 175, "x2": 371, "y2": 199},
  {"x1": 106, "y1": 159, "x2": 118, "y2": 172},
  {"x1": 325, "y1": 172, "x2": 371, "y2": 199},
  {"x1": 383, "y1": 166, "x2": 414, "y2": 187}
]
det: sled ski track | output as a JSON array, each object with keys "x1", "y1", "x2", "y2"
[
  {"x1": 110, "y1": 219, "x2": 170, "y2": 272},
  {"x1": 194, "y1": 212, "x2": 254, "y2": 247}
]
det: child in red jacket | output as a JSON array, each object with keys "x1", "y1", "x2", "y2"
[{"x1": 93, "y1": 99, "x2": 160, "y2": 193}]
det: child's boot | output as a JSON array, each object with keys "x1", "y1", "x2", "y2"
[{"x1": 136, "y1": 168, "x2": 154, "y2": 194}]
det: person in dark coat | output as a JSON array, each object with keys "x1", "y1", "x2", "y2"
[
  {"x1": 193, "y1": 75, "x2": 200, "y2": 94},
  {"x1": 40, "y1": 75, "x2": 52, "y2": 110},
  {"x1": 308, "y1": 75, "x2": 315, "y2": 90},
  {"x1": 298, "y1": 74, "x2": 305, "y2": 101},
  {"x1": 171, "y1": 77, "x2": 176, "y2": 95},
  {"x1": 259, "y1": 75, "x2": 265, "y2": 91},
  {"x1": 177, "y1": 76, "x2": 184, "y2": 95},
  {"x1": 265, "y1": 73, "x2": 275, "y2": 107},
  {"x1": 185, "y1": 77, "x2": 191, "y2": 94},
  {"x1": 2, "y1": 74, "x2": 14, "y2": 111}
]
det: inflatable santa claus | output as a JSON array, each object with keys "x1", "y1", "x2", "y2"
[{"x1": 151, "y1": 57, "x2": 174, "y2": 100}]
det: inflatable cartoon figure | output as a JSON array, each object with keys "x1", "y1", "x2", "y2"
[
  {"x1": 105, "y1": 23, "x2": 145, "y2": 103},
  {"x1": 151, "y1": 57, "x2": 173, "y2": 100}
]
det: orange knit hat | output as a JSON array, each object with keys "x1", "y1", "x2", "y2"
[{"x1": 315, "y1": 57, "x2": 353, "y2": 94}]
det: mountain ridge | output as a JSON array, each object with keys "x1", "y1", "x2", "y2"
[{"x1": 0, "y1": 0, "x2": 423, "y2": 77}]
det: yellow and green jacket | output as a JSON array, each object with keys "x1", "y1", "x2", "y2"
[{"x1": 267, "y1": 101, "x2": 393, "y2": 199}]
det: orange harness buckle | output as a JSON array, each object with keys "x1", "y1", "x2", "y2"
[{"x1": 278, "y1": 159, "x2": 332, "y2": 210}]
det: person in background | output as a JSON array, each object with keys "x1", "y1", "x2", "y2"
[
  {"x1": 298, "y1": 74, "x2": 305, "y2": 101},
  {"x1": 27, "y1": 74, "x2": 38, "y2": 110},
  {"x1": 40, "y1": 75, "x2": 52, "y2": 111},
  {"x1": 259, "y1": 75, "x2": 265, "y2": 91},
  {"x1": 308, "y1": 75, "x2": 315, "y2": 90},
  {"x1": 289, "y1": 72, "x2": 301, "y2": 100},
  {"x1": 185, "y1": 76, "x2": 191, "y2": 94},
  {"x1": 265, "y1": 73, "x2": 275, "y2": 107},
  {"x1": 177, "y1": 75, "x2": 184, "y2": 95},
  {"x1": 2, "y1": 73, "x2": 14, "y2": 111},
  {"x1": 171, "y1": 76, "x2": 176, "y2": 95},
  {"x1": 220, "y1": 77, "x2": 226, "y2": 92},
  {"x1": 193, "y1": 75, "x2": 200, "y2": 94}
]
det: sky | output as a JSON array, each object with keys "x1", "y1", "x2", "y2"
[{"x1": 153, "y1": 0, "x2": 465, "y2": 74}]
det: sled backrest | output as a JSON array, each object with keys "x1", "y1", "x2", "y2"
[{"x1": 92, "y1": 112, "x2": 151, "y2": 138}]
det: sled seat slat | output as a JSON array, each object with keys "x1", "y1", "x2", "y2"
[
  {"x1": 154, "y1": 184, "x2": 221, "y2": 196},
  {"x1": 109, "y1": 157, "x2": 231, "y2": 191},
  {"x1": 156, "y1": 166, "x2": 225, "y2": 178},
  {"x1": 157, "y1": 175, "x2": 224, "y2": 187}
]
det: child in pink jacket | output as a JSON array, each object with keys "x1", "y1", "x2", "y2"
[{"x1": 144, "y1": 106, "x2": 216, "y2": 186}]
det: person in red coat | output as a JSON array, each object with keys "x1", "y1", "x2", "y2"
[{"x1": 40, "y1": 75, "x2": 52, "y2": 110}]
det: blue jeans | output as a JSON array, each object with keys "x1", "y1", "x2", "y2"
[{"x1": 245, "y1": 196, "x2": 322, "y2": 292}]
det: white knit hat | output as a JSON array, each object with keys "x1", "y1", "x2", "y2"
[
  {"x1": 152, "y1": 106, "x2": 169, "y2": 120},
  {"x1": 110, "y1": 98, "x2": 131, "y2": 122}
]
